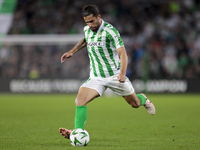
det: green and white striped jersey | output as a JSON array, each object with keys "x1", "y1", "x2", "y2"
[{"x1": 84, "y1": 19, "x2": 124, "y2": 78}]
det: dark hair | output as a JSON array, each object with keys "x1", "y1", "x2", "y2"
[{"x1": 82, "y1": 5, "x2": 100, "y2": 17}]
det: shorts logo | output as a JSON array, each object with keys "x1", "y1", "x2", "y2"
[{"x1": 87, "y1": 42, "x2": 104, "y2": 47}]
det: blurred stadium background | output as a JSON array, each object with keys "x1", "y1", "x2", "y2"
[{"x1": 0, "y1": 0, "x2": 200, "y2": 94}]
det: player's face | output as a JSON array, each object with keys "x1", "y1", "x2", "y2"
[{"x1": 83, "y1": 14, "x2": 102, "y2": 32}]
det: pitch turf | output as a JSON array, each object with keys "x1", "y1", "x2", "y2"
[{"x1": 0, "y1": 93, "x2": 200, "y2": 150}]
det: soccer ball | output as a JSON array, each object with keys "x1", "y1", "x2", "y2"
[{"x1": 70, "y1": 128, "x2": 90, "y2": 146}]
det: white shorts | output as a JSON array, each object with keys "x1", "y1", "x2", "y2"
[{"x1": 80, "y1": 75, "x2": 135, "y2": 96}]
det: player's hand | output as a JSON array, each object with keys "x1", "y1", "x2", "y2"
[
  {"x1": 117, "y1": 74, "x2": 126, "y2": 83},
  {"x1": 61, "y1": 52, "x2": 73, "y2": 63}
]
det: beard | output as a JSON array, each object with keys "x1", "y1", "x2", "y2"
[{"x1": 90, "y1": 22, "x2": 100, "y2": 32}]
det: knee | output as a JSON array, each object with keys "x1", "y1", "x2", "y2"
[
  {"x1": 130, "y1": 101, "x2": 140, "y2": 108},
  {"x1": 75, "y1": 97, "x2": 80, "y2": 106},
  {"x1": 75, "y1": 97, "x2": 86, "y2": 106},
  {"x1": 124, "y1": 94, "x2": 141, "y2": 109},
  {"x1": 135, "y1": 103, "x2": 140, "y2": 108}
]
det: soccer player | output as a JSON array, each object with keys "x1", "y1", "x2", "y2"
[{"x1": 59, "y1": 5, "x2": 155, "y2": 139}]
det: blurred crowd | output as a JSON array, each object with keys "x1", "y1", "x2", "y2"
[{"x1": 0, "y1": 0, "x2": 200, "y2": 79}]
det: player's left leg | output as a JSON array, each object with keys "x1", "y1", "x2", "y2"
[
  {"x1": 107, "y1": 75, "x2": 155, "y2": 115},
  {"x1": 123, "y1": 92, "x2": 155, "y2": 115},
  {"x1": 122, "y1": 92, "x2": 141, "y2": 108}
]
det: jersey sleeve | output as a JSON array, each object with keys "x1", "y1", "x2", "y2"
[{"x1": 107, "y1": 28, "x2": 124, "y2": 49}]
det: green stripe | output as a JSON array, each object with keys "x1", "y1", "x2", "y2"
[
  {"x1": 88, "y1": 50, "x2": 98, "y2": 77},
  {"x1": 106, "y1": 30, "x2": 116, "y2": 49},
  {"x1": 0, "y1": 0, "x2": 17, "y2": 13},
  {"x1": 104, "y1": 22, "x2": 111, "y2": 28},
  {"x1": 91, "y1": 46, "x2": 105, "y2": 77},
  {"x1": 91, "y1": 32, "x2": 105, "y2": 77},
  {"x1": 105, "y1": 31, "x2": 117, "y2": 68},
  {"x1": 97, "y1": 36, "x2": 114, "y2": 76},
  {"x1": 86, "y1": 29, "x2": 97, "y2": 77},
  {"x1": 118, "y1": 36, "x2": 123, "y2": 46},
  {"x1": 98, "y1": 46, "x2": 114, "y2": 76}
]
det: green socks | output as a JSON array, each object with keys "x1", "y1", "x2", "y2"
[
  {"x1": 74, "y1": 95, "x2": 145, "y2": 129},
  {"x1": 75, "y1": 105, "x2": 87, "y2": 130},
  {"x1": 137, "y1": 94, "x2": 146, "y2": 106}
]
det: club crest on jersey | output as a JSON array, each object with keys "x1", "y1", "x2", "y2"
[
  {"x1": 87, "y1": 42, "x2": 104, "y2": 47},
  {"x1": 98, "y1": 33, "x2": 102, "y2": 38}
]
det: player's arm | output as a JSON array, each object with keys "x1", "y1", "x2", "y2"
[
  {"x1": 116, "y1": 46, "x2": 128, "y2": 83},
  {"x1": 61, "y1": 38, "x2": 87, "y2": 63}
]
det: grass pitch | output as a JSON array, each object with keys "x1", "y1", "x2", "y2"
[{"x1": 0, "y1": 93, "x2": 200, "y2": 150}]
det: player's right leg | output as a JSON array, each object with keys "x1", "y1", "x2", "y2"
[
  {"x1": 75, "y1": 86, "x2": 100, "y2": 106},
  {"x1": 74, "y1": 87, "x2": 100, "y2": 129},
  {"x1": 59, "y1": 128, "x2": 72, "y2": 139},
  {"x1": 59, "y1": 77, "x2": 104, "y2": 139},
  {"x1": 59, "y1": 87, "x2": 99, "y2": 139}
]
